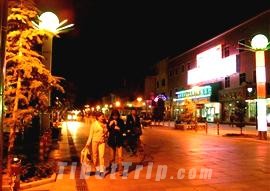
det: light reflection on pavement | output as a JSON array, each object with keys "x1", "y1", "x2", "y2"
[{"x1": 46, "y1": 118, "x2": 270, "y2": 191}]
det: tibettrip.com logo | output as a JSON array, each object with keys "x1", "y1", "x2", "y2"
[{"x1": 57, "y1": 162, "x2": 213, "y2": 181}]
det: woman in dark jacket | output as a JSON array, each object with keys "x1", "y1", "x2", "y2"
[{"x1": 107, "y1": 109, "x2": 126, "y2": 175}]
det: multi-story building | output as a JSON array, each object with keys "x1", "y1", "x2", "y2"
[
  {"x1": 144, "y1": 75, "x2": 156, "y2": 101},
  {"x1": 146, "y1": 9, "x2": 270, "y2": 124},
  {"x1": 155, "y1": 58, "x2": 169, "y2": 96}
]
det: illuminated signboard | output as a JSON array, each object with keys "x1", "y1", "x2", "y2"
[
  {"x1": 197, "y1": 45, "x2": 222, "y2": 69},
  {"x1": 188, "y1": 44, "x2": 237, "y2": 85},
  {"x1": 174, "y1": 85, "x2": 212, "y2": 101}
]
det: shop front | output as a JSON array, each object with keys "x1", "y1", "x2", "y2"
[
  {"x1": 173, "y1": 84, "x2": 221, "y2": 122},
  {"x1": 219, "y1": 86, "x2": 247, "y2": 123}
]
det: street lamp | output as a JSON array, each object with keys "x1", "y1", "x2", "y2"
[
  {"x1": 137, "y1": 97, "x2": 143, "y2": 102},
  {"x1": 136, "y1": 97, "x2": 143, "y2": 108},
  {"x1": 32, "y1": 11, "x2": 74, "y2": 98},
  {"x1": 115, "y1": 101, "x2": 121, "y2": 108},
  {"x1": 32, "y1": 12, "x2": 74, "y2": 130},
  {"x1": 250, "y1": 34, "x2": 269, "y2": 140},
  {"x1": 239, "y1": 34, "x2": 269, "y2": 139}
]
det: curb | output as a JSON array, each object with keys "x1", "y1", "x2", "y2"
[
  {"x1": 171, "y1": 126, "x2": 270, "y2": 143},
  {"x1": 222, "y1": 134, "x2": 270, "y2": 144},
  {"x1": 2, "y1": 173, "x2": 57, "y2": 191},
  {"x1": 21, "y1": 173, "x2": 57, "y2": 190}
]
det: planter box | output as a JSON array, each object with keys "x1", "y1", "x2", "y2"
[{"x1": 175, "y1": 123, "x2": 206, "y2": 130}]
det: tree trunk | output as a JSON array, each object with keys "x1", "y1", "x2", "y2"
[
  {"x1": 7, "y1": 127, "x2": 16, "y2": 175},
  {"x1": 7, "y1": 76, "x2": 21, "y2": 176}
]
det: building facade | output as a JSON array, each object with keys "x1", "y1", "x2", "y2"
[{"x1": 146, "y1": 9, "x2": 270, "y2": 123}]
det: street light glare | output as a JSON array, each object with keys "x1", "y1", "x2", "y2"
[
  {"x1": 32, "y1": 11, "x2": 74, "y2": 35},
  {"x1": 137, "y1": 97, "x2": 142, "y2": 102},
  {"x1": 247, "y1": 87, "x2": 253, "y2": 93},
  {"x1": 115, "y1": 101, "x2": 121, "y2": 107},
  {"x1": 251, "y1": 34, "x2": 268, "y2": 50}
]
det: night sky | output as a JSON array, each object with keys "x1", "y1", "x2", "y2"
[{"x1": 37, "y1": 0, "x2": 270, "y2": 105}]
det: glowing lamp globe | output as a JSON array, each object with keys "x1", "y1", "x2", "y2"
[
  {"x1": 247, "y1": 87, "x2": 253, "y2": 93},
  {"x1": 137, "y1": 97, "x2": 142, "y2": 102},
  {"x1": 251, "y1": 34, "x2": 268, "y2": 50},
  {"x1": 39, "y1": 12, "x2": 60, "y2": 33},
  {"x1": 115, "y1": 101, "x2": 121, "y2": 107}
]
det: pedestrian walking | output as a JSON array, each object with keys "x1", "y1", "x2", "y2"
[
  {"x1": 85, "y1": 112, "x2": 108, "y2": 177},
  {"x1": 107, "y1": 109, "x2": 126, "y2": 176},
  {"x1": 126, "y1": 108, "x2": 142, "y2": 156}
]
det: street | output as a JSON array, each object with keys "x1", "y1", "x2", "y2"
[{"x1": 28, "y1": 119, "x2": 270, "y2": 191}]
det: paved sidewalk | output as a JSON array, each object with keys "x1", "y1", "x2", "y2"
[
  {"x1": 5, "y1": 120, "x2": 269, "y2": 191},
  {"x1": 48, "y1": 123, "x2": 270, "y2": 190}
]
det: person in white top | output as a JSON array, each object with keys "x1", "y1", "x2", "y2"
[{"x1": 86, "y1": 112, "x2": 108, "y2": 176}]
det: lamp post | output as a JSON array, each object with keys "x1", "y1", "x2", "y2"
[
  {"x1": 250, "y1": 34, "x2": 269, "y2": 140},
  {"x1": 40, "y1": 12, "x2": 58, "y2": 111},
  {"x1": 32, "y1": 11, "x2": 74, "y2": 130}
]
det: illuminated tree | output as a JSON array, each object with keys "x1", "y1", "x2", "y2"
[
  {"x1": 234, "y1": 99, "x2": 247, "y2": 134},
  {"x1": 179, "y1": 99, "x2": 196, "y2": 124},
  {"x1": 4, "y1": 0, "x2": 63, "y2": 173}
]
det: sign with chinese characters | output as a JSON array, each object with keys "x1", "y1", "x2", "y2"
[{"x1": 174, "y1": 85, "x2": 212, "y2": 101}]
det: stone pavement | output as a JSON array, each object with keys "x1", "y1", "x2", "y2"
[{"x1": 4, "y1": 120, "x2": 270, "y2": 191}]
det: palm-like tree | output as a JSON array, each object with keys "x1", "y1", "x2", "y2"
[{"x1": 4, "y1": 0, "x2": 63, "y2": 177}]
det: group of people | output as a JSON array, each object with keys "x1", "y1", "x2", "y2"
[{"x1": 84, "y1": 108, "x2": 142, "y2": 177}]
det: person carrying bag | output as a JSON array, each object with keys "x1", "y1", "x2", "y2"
[
  {"x1": 85, "y1": 112, "x2": 108, "y2": 177},
  {"x1": 80, "y1": 146, "x2": 92, "y2": 165}
]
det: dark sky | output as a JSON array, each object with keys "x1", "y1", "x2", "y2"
[{"x1": 37, "y1": 0, "x2": 270, "y2": 105}]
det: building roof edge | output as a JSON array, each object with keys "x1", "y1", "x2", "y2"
[{"x1": 169, "y1": 9, "x2": 270, "y2": 61}]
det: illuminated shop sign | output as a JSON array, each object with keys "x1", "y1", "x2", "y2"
[
  {"x1": 188, "y1": 44, "x2": 237, "y2": 85},
  {"x1": 174, "y1": 85, "x2": 212, "y2": 101}
]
